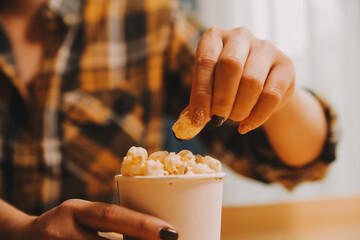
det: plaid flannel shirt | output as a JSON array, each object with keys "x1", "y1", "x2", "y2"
[{"x1": 0, "y1": 0, "x2": 337, "y2": 215}]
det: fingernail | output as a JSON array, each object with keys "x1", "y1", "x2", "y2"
[
  {"x1": 159, "y1": 228, "x2": 179, "y2": 240},
  {"x1": 210, "y1": 115, "x2": 225, "y2": 127},
  {"x1": 191, "y1": 107, "x2": 205, "y2": 126},
  {"x1": 172, "y1": 132, "x2": 183, "y2": 142}
]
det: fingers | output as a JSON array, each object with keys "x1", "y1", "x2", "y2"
[
  {"x1": 237, "y1": 58, "x2": 295, "y2": 134},
  {"x1": 189, "y1": 27, "x2": 223, "y2": 127},
  {"x1": 73, "y1": 200, "x2": 176, "y2": 240},
  {"x1": 184, "y1": 26, "x2": 296, "y2": 137},
  {"x1": 229, "y1": 40, "x2": 274, "y2": 122},
  {"x1": 211, "y1": 28, "x2": 252, "y2": 122}
]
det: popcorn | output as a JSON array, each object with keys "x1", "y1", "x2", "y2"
[
  {"x1": 164, "y1": 153, "x2": 187, "y2": 175},
  {"x1": 148, "y1": 150, "x2": 169, "y2": 163},
  {"x1": 195, "y1": 154, "x2": 204, "y2": 163},
  {"x1": 190, "y1": 163, "x2": 215, "y2": 174},
  {"x1": 178, "y1": 150, "x2": 195, "y2": 162},
  {"x1": 172, "y1": 111, "x2": 203, "y2": 140},
  {"x1": 203, "y1": 156, "x2": 222, "y2": 173},
  {"x1": 121, "y1": 147, "x2": 222, "y2": 176},
  {"x1": 126, "y1": 146, "x2": 148, "y2": 162},
  {"x1": 178, "y1": 150, "x2": 196, "y2": 168},
  {"x1": 121, "y1": 146, "x2": 148, "y2": 176},
  {"x1": 143, "y1": 159, "x2": 165, "y2": 176}
]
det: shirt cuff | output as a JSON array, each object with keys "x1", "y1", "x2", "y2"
[{"x1": 247, "y1": 91, "x2": 339, "y2": 190}]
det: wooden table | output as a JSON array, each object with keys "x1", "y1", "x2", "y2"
[
  {"x1": 221, "y1": 196, "x2": 360, "y2": 240},
  {"x1": 101, "y1": 196, "x2": 360, "y2": 240}
]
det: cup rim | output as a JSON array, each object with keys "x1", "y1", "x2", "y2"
[{"x1": 114, "y1": 172, "x2": 226, "y2": 182}]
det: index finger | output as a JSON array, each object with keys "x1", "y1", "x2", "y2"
[
  {"x1": 74, "y1": 201, "x2": 177, "y2": 240},
  {"x1": 189, "y1": 27, "x2": 224, "y2": 128}
]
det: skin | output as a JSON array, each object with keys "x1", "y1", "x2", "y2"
[
  {"x1": 0, "y1": 0, "x2": 327, "y2": 238},
  {"x1": 0, "y1": 1, "x2": 175, "y2": 239},
  {"x1": 0, "y1": 199, "x2": 173, "y2": 240},
  {"x1": 0, "y1": 0, "x2": 46, "y2": 83},
  {"x1": 188, "y1": 27, "x2": 327, "y2": 168}
]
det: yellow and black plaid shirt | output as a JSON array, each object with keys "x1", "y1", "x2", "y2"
[{"x1": 0, "y1": 0, "x2": 337, "y2": 215}]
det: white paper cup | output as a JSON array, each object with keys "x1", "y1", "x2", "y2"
[{"x1": 115, "y1": 173, "x2": 225, "y2": 240}]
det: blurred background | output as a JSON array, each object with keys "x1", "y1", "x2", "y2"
[{"x1": 179, "y1": 0, "x2": 360, "y2": 206}]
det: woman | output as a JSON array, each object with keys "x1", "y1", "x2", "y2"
[{"x1": 0, "y1": 0, "x2": 336, "y2": 239}]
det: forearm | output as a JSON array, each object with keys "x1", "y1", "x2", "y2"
[
  {"x1": 263, "y1": 87, "x2": 327, "y2": 167},
  {"x1": 0, "y1": 199, "x2": 35, "y2": 239}
]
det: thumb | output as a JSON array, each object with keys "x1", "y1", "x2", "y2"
[{"x1": 73, "y1": 200, "x2": 178, "y2": 240}]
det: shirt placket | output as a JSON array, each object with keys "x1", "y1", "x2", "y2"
[
  {"x1": 40, "y1": 5, "x2": 83, "y2": 171},
  {"x1": 0, "y1": 23, "x2": 41, "y2": 168}
]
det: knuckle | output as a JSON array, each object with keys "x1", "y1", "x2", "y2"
[
  {"x1": 263, "y1": 87, "x2": 282, "y2": 104},
  {"x1": 258, "y1": 39, "x2": 274, "y2": 49},
  {"x1": 241, "y1": 75, "x2": 263, "y2": 91},
  {"x1": 206, "y1": 26, "x2": 222, "y2": 36},
  {"x1": 278, "y1": 52, "x2": 293, "y2": 65},
  {"x1": 196, "y1": 56, "x2": 217, "y2": 69},
  {"x1": 233, "y1": 27, "x2": 251, "y2": 37},
  {"x1": 41, "y1": 224, "x2": 62, "y2": 240},
  {"x1": 218, "y1": 56, "x2": 243, "y2": 73},
  {"x1": 138, "y1": 216, "x2": 153, "y2": 233},
  {"x1": 194, "y1": 87, "x2": 212, "y2": 97},
  {"x1": 275, "y1": 56, "x2": 296, "y2": 84},
  {"x1": 274, "y1": 51, "x2": 296, "y2": 72},
  {"x1": 99, "y1": 204, "x2": 117, "y2": 221},
  {"x1": 60, "y1": 199, "x2": 82, "y2": 210},
  {"x1": 283, "y1": 55, "x2": 296, "y2": 74},
  {"x1": 213, "y1": 97, "x2": 232, "y2": 108}
]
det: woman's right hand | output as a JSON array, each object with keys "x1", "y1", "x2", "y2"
[{"x1": 18, "y1": 199, "x2": 178, "y2": 240}]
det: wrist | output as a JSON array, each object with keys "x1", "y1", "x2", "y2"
[
  {"x1": 11, "y1": 214, "x2": 37, "y2": 240},
  {"x1": 262, "y1": 87, "x2": 327, "y2": 167}
]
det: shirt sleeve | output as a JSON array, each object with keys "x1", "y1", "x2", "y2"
[
  {"x1": 241, "y1": 93, "x2": 338, "y2": 190},
  {"x1": 164, "y1": 4, "x2": 339, "y2": 190}
]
